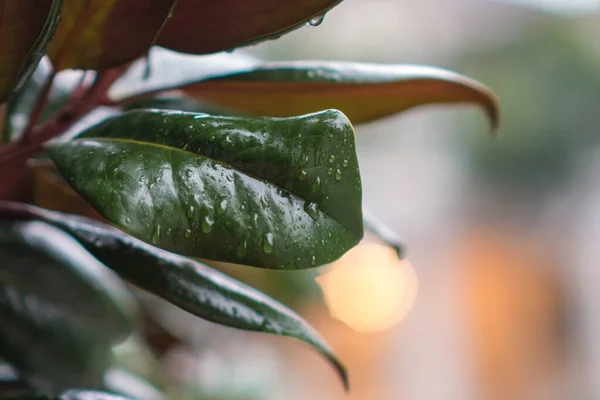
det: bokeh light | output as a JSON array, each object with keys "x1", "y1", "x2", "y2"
[{"x1": 317, "y1": 243, "x2": 418, "y2": 333}]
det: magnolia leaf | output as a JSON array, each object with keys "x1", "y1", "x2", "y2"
[
  {"x1": 47, "y1": 109, "x2": 363, "y2": 269},
  {"x1": 0, "y1": 201, "x2": 349, "y2": 391},
  {"x1": 47, "y1": 0, "x2": 176, "y2": 70},
  {"x1": 157, "y1": 0, "x2": 343, "y2": 55},
  {"x1": 0, "y1": 0, "x2": 62, "y2": 102},
  {"x1": 0, "y1": 283, "x2": 112, "y2": 392},
  {"x1": 180, "y1": 61, "x2": 499, "y2": 131},
  {"x1": 0, "y1": 221, "x2": 136, "y2": 342}
]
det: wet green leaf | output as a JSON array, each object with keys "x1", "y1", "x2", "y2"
[
  {"x1": 0, "y1": 221, "x2": 136, "y2": 342},
  {"x1": 157, "y1": 0, "x2": 343, "y2": 55},
  {"x1": 181, "y1": 61, "x2": 499, "y2": 131},
  {"x1": 0, "y1": 281, "x2": 112, "y2": 392},
  {"x1": 47, "y1": 0, "x2": 176, "y2": 70},
  {"x1": 0, "y1": 0, "x2": 62, "y2": 102},
  {"x1": 47, "y1": 109, "x2": 363, "y2": 269},
  {"x1": 0, "y1": 202, "x2": 349, "y2": 391}
]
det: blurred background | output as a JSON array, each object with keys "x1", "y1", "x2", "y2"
[{"x1": 94, "y1": 0, "x2": 600, "y2": 399}]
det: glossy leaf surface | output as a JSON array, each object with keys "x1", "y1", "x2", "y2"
[
  {"x1": 0, "y1": 281, "x2": 111, "y2": 391},
  {"x1": 108, "y1": 47, "x2": 259, "y2": 102},
  {"x1": 48, "y1": 109, "x2": 363, "y2": 269},
  {"x1": 0, "y1": 0, "x2": 62, "y2": 102},
  {"x1": 0, "y1": 202, "x2": 349, "y2": 390},
  {"x1": 47, "y1": 0, "x2": 175, "y2": 70},
  {"x1": 182, "y1": 61, "x2": 499, "y2": 130},
  {"x1": 0, "y1": 221, "x2": 135, "y2": 342},
  {"x1": 157, "y1": 0, "x2": 343, "y2": 55}
]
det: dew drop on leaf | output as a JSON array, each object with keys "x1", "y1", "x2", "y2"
[
  {"x1": 312, "y1": 176, "x2": 321, "y2": 193},
  {"x1": 328, "y1": 155, "x2": 336, "y2": 164},
  {"x1": 297, "y1": 170, "x2": 307, "y2": 181},
  {"x1": 304, "y1": 202, "x2": 320, "y2": 221},
  {"x1": 263, "y1": 233, "x2": 274, "y2": 254},
  {"x1": 186, "y1": 206, "x2": 195, "y2": 218},
  {"x1": 343, "y1": 159, "x2": 349, "y2": 168},
  {"x1": 125, "y1": 217, "x2": 131, "y2": 224},
  {"x1": 306, "y1": 14, "x2": 325, "y2": 27},
  {"x1": 238, "y1": 239, "x2": 248, "y2": 257},
  {"x1": 152, "y1": 225, "x2": 161, "y2": 244},
  {"x1": 202, "y1": 216, "x2": 214, "y2": 233},
  {"x1": 335, "y1": 169, "x2": 342, "y2": 181},
  {"x1": 184, "y1": 228, "x2": 192, "y2": 238},
  {"x1": 216, "y1": 199, "x2": 228, "y2": 216},
  {"x1": 311, "y1": 255, "x2": 317, "y2": 266},
  {"x1": 327, "y1": 168, "x2": 333, "y2": 175}
]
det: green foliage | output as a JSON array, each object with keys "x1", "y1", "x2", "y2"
[{"x1": 0, "y1": 0, "x2": 499, "y2": 398}]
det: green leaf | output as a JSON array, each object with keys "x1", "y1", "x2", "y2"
[
  {"x1": 108, "y1": 47, "x2": 259, "y2": 102},
  {"x1": 0, "y1": 202, "x2": 349, "y2": 391},
  {"x1": 47, "y1": 109, "x2": 363, "y2": 270},
  {"x1": 0, "y1": 0, "x2": 62, "y2": 102},
  {"x1": 47, "y1": 0, "x2": 176, "y2": 70},
  {"x1": 157, "y1": 0, "x2": 343, "y2": 55},
  {"x1": 0, "y1": 282, "x2": 112, "y2": 392},
  {"x1": 0, "y1": 221, "x2": 136, "y2": 342},
  {"x1": 180, "y1": 61, "x2": 500, "y2": 131}
]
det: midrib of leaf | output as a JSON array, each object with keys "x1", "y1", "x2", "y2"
[{"x1": 79, "y1": 137, "x2": 357, "y2": 236}]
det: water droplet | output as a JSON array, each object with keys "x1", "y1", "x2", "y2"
[
  {"x1": 304, "y1": 202, "x2": 319, "y2": 221},
  {"x1": 125, "y1": 217, "x2": 131, "y2": 224},
  {"x1": 335, "y1": 169, "x2": 342, "y2": 181},
  {"x1": 328, "y1": 155, "x2": 336, "y2": 164},
  {"x1": 327, "y1": 168, "x2": 333, "y2": 175},
  {"x1": 297, "y1": 170, "x2": 307, "y2": 181},
  {"x1": 306, "y1": 14, "x2": 325, "y2": 27},
  {"x1": 152, "y1": 225, "x2": 161, "y2": 244},
  {"x1": 260, "y1": 196, "x2": 268, "y2": 209},
  {"x1": 216, "y1": 199, "x2": 228, "y2": 216},
  {"x1": 306, "y1": 236, "x2": 311, "y2": 243},
  {"x1": 238, "y1": 239, "x2": 247, "y2": 257},
  {"x1": 252, "y1": 213, "x2": 259, "y2": 228},
  {"x1": 343, "y1": 159, "x2": 349, "y2": 168},
  {"x1": 312, "y1": 176, "x2": 321, "y2": 193},
  {"x1": 263, "y1": 233, "x2": 274, "y2": 253},
  {"x1": 311, "y1": 255, "x2": 317, "y2": 266},
  {"x1": 202, "y1": 216, "x2": 214, "y2": 233},
  {"x1": 184, "y1": 229, "x2": 192, "y2": 238},
  {"x1": 186, "y1": 206, "x2": 195, "y2": 218},
  {"x1": 300, "y1": 154, "x2": 310, "y2": 166}
]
